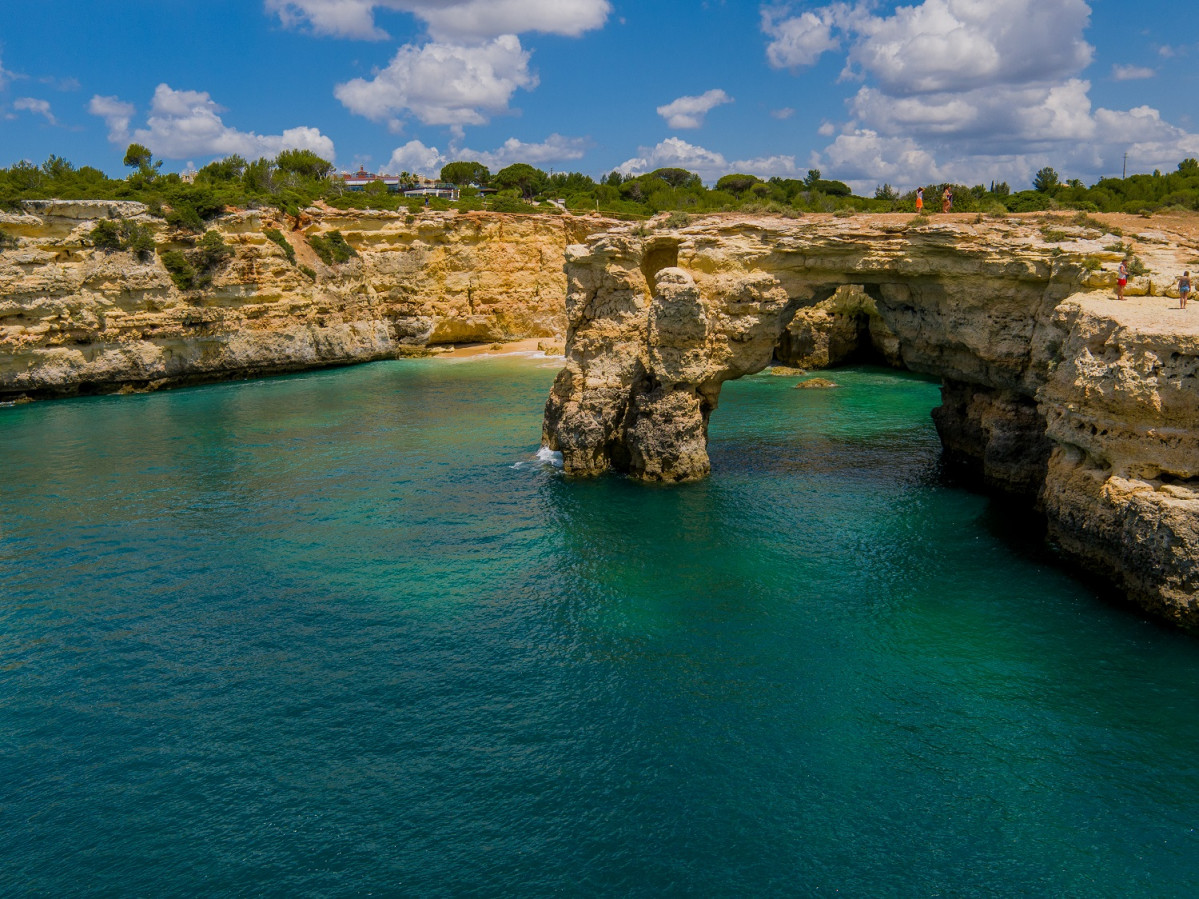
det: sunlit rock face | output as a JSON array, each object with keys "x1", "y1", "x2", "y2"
[
  {"x1": 542, "y1": 214, "x2": 1199, "y2": 628},
  {"x1": 0, "y1": 202, "x2": 603, "y2": 398}
]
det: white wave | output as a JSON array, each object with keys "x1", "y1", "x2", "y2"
[{"x1": 511, "y1": 446, "x2": 564, "y2": 471}]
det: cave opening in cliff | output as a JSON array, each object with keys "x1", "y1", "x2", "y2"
[
  {"x1": 641, "y1": 239, "x2": 679, "y2": 294},
  {"x1": 772, "y1": 282, "x2": 897, "y2": 370}
]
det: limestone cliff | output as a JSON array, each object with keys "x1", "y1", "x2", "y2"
[
  {"x1": 541, "y1": 213, "x2": 1199, "y2": 627},
  {"x1": 0, "y1": 201, "x2": 601, "y2": 399}
]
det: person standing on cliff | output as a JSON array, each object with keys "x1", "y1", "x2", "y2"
[
  {"x1": 916, "y1": 186, "x2": 924, "y2": 212},
  {"x1": 942, "y1": 186, "x2": 952, "y2": 213},
  {"x1": 1117, "y1": 259, "x2": 1129, "y2": 300},
  {"x1": 1179, "y1": 271, "x2": 1191, "y2": 309}
]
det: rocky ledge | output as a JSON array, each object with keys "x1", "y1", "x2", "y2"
[
  {"x1": 0, "y1": 201, "x2": 602, "y2": 399},
  {"x1": 541, "y1": 214, "x2": 1199, "y2": 627}
]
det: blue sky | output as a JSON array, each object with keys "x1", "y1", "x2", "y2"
[{"x1": 2, "y1": 0, "x2": 1196, "y2": 190}]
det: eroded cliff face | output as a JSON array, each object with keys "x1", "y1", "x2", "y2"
[
  {"x1": 542, "y1": 214, "x2": 1199, "y2": 626},
  {"x1": 0, "y1": 201, "x2": 601, "y2": 399}
]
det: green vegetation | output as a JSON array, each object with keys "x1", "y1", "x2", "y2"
[
  {"x1": 308, "y1": 230, "x2": 357, "y2": 266},
  {"x1": 159, "y1": 230, "x2": 233, "y2": 290},
  {"x1": 0, "y1": 229, "x2": 17, "y2": 250},
  {"x1": 160, "y1": 250, "x2": 198, "y2": 291},
  {"x1": 439, "y1": 161, "x2": 489, "y2": 186},
  {"x1": 88, "y1": 219, "x2": 156, "y2": 261},
  {"x1": 7, "y1": 146, "x2": 1199, "y2": 225},
  {"x1": 263, "y1": 227, "x2": 296, "y2": 264}
]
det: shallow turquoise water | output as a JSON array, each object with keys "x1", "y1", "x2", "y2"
[{"x1": 3, "y1": 358, "x2": 1199, "y2": 896}]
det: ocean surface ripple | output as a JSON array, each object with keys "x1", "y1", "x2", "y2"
[{"x1": 3, "y1": 359, "x2": 1199, "y2": 896}]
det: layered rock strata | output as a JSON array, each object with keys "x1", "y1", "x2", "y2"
[
  {"x1": 542, "y1": 215, "x2": 1199, "y2": 626},
  {"x1": 0, "y1": 201, "x2": 600, "y2": 399}
]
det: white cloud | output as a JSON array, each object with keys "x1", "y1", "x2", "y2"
[
  {"x1": 843, "y1": 0, "x2": 1093, "y2": 95},
  {"x1": 849, "y1": 79, "x2": 1097, "y2": 145},
  {"x1": 1112, "y1": 64, "x2": 1155, "y2": 80},
  {"x1": 762, "y1": 5, "x2": 846, "y2": 68},
  {"x1": 617, "y1": 137, "x2": 730, "y2": 179},
  {"x1": 388, "y1": 139, "x2": 445, "y2": 173},
  {"x1": 334, "y1": 35, "x2": 536, "y2": 129},
  {"x1": 819, "y1": 129, "x2": 947, "y2": 188},
  {"x1": 617, "y1": 137, "x2": 806, "y2": 183},
  {"x1": 89, "y1": 95, "x2": 136, "y2": 142},
  {"x1": 89, "y1": 84, "x2": 335, "y2": 162},
  {"x1": 14, "y1": 97, "x2": 58, "y2": 125},
  {"x1": 387, "y1": 132, "x2": 591, "y2": 175},
  {"x1": 39, "y1": 75, "x2": 81, "y2": 91},
  {"x1": 656, "y1": 89, "x2": 733, "y2": 129},
  {"x1": 471, "y1": 134, "x2": 590, "y2": 169},
  {"x1": 771, "y1": 107, "x2": 796, "y2": 120},
  {"x1": 765, "y1": 0, "x2": 1199, "y2": 188},
  {"x1": 266, "y1": 0, "x2": 611, "y2": 41}
]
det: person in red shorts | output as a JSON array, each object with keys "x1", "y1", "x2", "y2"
[
  {"x1": 1117, "y1": 258, "x2": 1128, "y2": 300},
  {"x1": 916, "y1": 186, "x2": 924, "y2": 211}
]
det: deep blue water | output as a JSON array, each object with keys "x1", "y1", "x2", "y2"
[{"x1": 3, "y1": 358, "x2": 1199, "y2": 896}]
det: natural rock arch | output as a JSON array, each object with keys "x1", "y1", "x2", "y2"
[{"x1": 542, "y1": 218, "x2": 1199, "y2": 628}]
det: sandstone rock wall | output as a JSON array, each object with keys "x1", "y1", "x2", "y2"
[
  {"x1": 542, "y1": 214, "x2": 1199, "y2": 627},
  {"x1": 0, "y1": 202, "x2": 601, "y2": 399}
]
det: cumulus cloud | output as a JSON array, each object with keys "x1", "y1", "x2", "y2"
[
  {"x1": 14, "y1": 97, "x2": 58, "y2": 125},
  {"x1": 388, "y1": 139, "x2": 446, "y2": 173},
  {"x1": 89, "y1": 95, "x2": 136, "y2": 142},
  {"x1": 616, "y1": 137, "x2": 804, "y2": 183},
  {"x1": 1112, "y1": 64, "x2": 1155, "y2": 80},
  {"x1": 762, "y1": 5, "x2": 846, "y2": 68},
  {"x1": 387, "y1": 132, "x2": 590, "y2": 175},
  {"x1": 764, "y1": 0, "x2": 1199, "y2": 188},
  {"x1": 88, "y1": 84, "x2": 335, "y2": 161},
  {"x1": 266, "y1": 0, "x2": 611, "y2": 41},
  {"x1": 845, "y1": 0, "x2": 1092, "y2": 95},
  {"x1": 656, "y1": 89, "x2": 733, "y2": 129},
  {"x1": 471, "y1": 133, "x2": 590, "y2": 169},
  {"x1": 335, "y1": 35, "x2": 536, "y2": 129}
]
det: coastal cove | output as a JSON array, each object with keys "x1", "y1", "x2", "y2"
[
  {"x1": 4, "y1": 356, "x2": 1199, "y2": 894},
  {"x1": 5, "y1": 204, "x2": 1199, "y2": 628}
]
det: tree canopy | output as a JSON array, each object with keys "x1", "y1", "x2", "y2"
[
  {"x1": 440, "y1": 161, "x2": 491, "y2": 186},
  {"x1": 1033, "y1": 166, "x2": 1060, "y2": 193},
  {"x1": 492, "y1": 163, "x2": 548, "y2": 198}
]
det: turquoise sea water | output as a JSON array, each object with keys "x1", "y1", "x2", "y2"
[{"x1": 3, "y1": 357, "x2": 1199, "y2": 896}]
